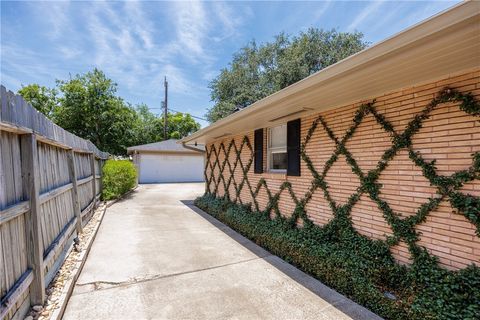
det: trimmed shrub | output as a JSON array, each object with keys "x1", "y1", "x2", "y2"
[
  {"x1": 102, "y1": 160, "x2": 137, "y2": 200},
  {"x1": 195, "y1": 194, "x2": 480, "y2": 320}
]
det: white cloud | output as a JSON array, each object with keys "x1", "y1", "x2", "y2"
[
  {"x1": 1, "y1": 72, "x2": 22, "y2": 89},
  {"x1": 1, "y1": 0, "x2": 250, "y2": 110},
  {"x1": 154, "y1": 64, "x2": 203, "y2": 95},
  {"x1": 124, "y1": 0, "x2": 154, "y2": 50},
  {"x1": 1, "y1": 44, "x2": 74, "y2": 85},
  {"x1": 402, "y1": 1, "x2": 456, "y2": 27},
  {"x1": 312, "y1": 0, "x2": 332, "y2": 22},
  {"x1": 211, "y1": 1, "x2": 245, "y2": 41},
  {"x1": 34, "y1": 1, "x2": 71, "y2": 40},
  {"x1": 172, "y1": 1, "x2": 209, "y2": 57},
  {"x1": 57, "y1": 46, "x2": 81, "y2": 59},
  {"x1": 78, "y1": 1, "x2": 205, "y2": 97},
  {"x1": 201, "y1": 69, "x2": 220, "y2": 82},
  {"x1": 158, "y1": 0, "x2": 250, "y2": 86},
  {"x1": 348, "y1": 1, "x2": 385, "y2": 31}
]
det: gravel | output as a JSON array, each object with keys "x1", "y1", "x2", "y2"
[{"x1": 24, "y1": 202, "x2": 107, "y2": 320}]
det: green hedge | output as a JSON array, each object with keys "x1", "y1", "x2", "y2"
[
  {"x1": 195, "y1": 194, "x2": 480, "y2": 320},
  {"x1": 102, "y1": 160, "x2": 137, "y2": 200}
]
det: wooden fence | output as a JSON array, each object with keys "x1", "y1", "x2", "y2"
[{"x1": 0, "y1": 85, "x2": 108, "y2": 320}]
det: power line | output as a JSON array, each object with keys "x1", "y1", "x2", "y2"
[
  {"x1": 148, "y1": 107, "x2": 207, "y2": 121},
  {"x1": 164, "y1": 76, "x2": 168, "y2": 140},
  {"x1": 169, "y1": 108, "x2": 207, "y2": 121}
]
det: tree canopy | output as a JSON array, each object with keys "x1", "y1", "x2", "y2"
[
  {"x1": 134, "y1": 104, "x2": 200, "y2": 144},
  {"x1": 18, "y1": 84, "x2": 58, "y2": 118},
  {"x1": 18, "y1": 69, "x2": 200, "y2": 155},
  {"x1": 54, "y1": 69, "x2": 138, "y2": 155},
  {"x1": 206, "y1": 28, "x2": 368, "y2": 123}
]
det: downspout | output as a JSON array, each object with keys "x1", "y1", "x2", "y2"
[
  {"x1": 182, "y1": 142, "x2": 207, "y2": 187},
  {"x1": 182, "y1": 142, "x2": 206, "y2": 153}
]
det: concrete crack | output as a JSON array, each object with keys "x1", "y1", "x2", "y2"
[{"x1": 75, "y1": 254, "x2": 272, "y2": 294}]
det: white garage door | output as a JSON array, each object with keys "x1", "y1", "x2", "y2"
[{"x1": 139, "y1": 153, "x2": 205, "y2": 183}]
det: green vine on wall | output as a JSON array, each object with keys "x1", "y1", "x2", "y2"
[{"x1": 205, "y1": 87, "x2": 480, "y2": 266}]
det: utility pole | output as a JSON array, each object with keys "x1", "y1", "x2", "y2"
[{"x1": 164, "y1": 76, "x2": 168, "y2": 140}]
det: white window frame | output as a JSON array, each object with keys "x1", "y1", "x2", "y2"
[{"x1": 267, "y1": 124, "x2": 287, "y2": 172}]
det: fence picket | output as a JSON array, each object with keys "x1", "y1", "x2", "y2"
[
  {"x1": 0, "y1": 86, "x2": 108, "y2": 319},
  {"x1": 20, "y1": 134, "x2": 45, "y2": 305}
]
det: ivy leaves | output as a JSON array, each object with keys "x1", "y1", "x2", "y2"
[
  {"x1": 202, "y1": 87, "x2": 480, "y2": 320},
  {"x1": 205, "y1": 87, "x2": 480, "y2": 265},
  {"x1": 195, "y1": 193, "x2": 480, "y2": 320}
]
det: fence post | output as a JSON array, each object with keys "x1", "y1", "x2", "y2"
[
  {"x1": 20, "y1": 133, "x2": 45, "y2": 305},
  {"x1": 67, "y1": 150, "x2": 82, "y2": 233},
  {"x1": 90, "y1": 153, "x2": 96, "y2": 206},
  {"x1": 99, "y1": 159, "x2": 103, "y2": 196}
]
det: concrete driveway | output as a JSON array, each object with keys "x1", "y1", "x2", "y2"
[{"x1": 63, "y1": 183, "x2": 380, "y2": 320}]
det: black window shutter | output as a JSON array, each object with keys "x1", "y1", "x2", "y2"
[
  {"x1": 287, "y1": 119, "x2": 301, "y2": 176},
  {"x1": 254, "y1": 128, "x2": 264, "y2": 174}
]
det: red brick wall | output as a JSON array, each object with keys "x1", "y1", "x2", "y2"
[{"x1": 205, "y1": 69, "x2": 480, "y2": 270}]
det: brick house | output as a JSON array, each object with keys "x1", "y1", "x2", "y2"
[{"x1": 180, "y1": 1, "x2": 480, "y2": 270}]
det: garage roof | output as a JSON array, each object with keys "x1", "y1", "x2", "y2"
[
  {"x1": 127, "y1": 139, "x2": 204, "y2": 154},
  {"x1": 180, "y1": 1, "x2": 480, "y2": 145}
]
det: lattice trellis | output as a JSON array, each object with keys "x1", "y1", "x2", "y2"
[{"x1": 205, "y1": 88, "x2": 480, "y2": 262}]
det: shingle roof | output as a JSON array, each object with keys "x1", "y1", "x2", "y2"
[{"x1": 127, "y1": 139, "x2": 205, "y2": 154}]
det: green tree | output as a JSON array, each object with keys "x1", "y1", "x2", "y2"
[
  {"x1": 163, "y1": 112, "x2": 201, "y2": 139},
  {"x1": 17, "y1": 84, "x2": 58, "y2": 118},
  {"x1": 134, "y1": 103, "x2": 161, "y2": 144},
  {"x1": 207, "y1": 28, "x2": 368, "y2": 122},
  {"x1": 132, "y1": 107, "x2": 201, "y2": 144},
  {"x1": 17, "y1": 68, "x2": 201, "y2": 155},
  {"x1": 55, "y1": 68, "x2": 139, "y2": 155}
]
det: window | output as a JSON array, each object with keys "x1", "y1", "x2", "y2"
[{"x1": 268, "y1": 124, "x2": 287, "y2": 171}]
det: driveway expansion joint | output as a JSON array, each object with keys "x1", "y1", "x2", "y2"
[{"x1": 74, "y1": 255, "x2": 273, "y2": 294}]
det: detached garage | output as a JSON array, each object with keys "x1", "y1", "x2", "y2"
[{"x1": 127, "y1": 139, "x2": 205, "y2": 183}]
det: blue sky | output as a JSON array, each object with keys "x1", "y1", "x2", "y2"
[{"x1": 1, "y1": 0, "x2": 459, "y2": 127}]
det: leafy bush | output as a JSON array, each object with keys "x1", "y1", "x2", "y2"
[
  {"x1": 102, "y1": 160, "x2": 137, "y2": 200},
  {"x1": 195, "y1": 194, "x2": 480, "y2": 320}
]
